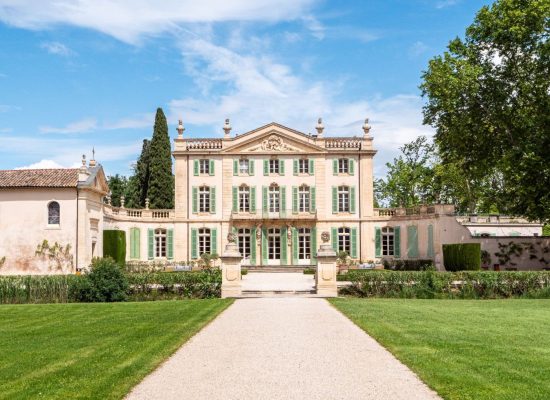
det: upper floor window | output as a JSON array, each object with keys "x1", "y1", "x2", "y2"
[
  {"x1": 298, "y1": 159, "x2": 309, "y2": 174},
  {"x1": 239, "y1": 159, "x2": 250, "y2": 175},
  {"x1": 338, "y1": 158, "x2": 349, "y2": 174},
  {"x1": 269, "y1": 159, "x2": 280, "y2": 174},
  {"x1": 338, "y1": 227, "x2": 351, "y2": 255},
  {"x1": 382, "y1": 227, "x2": 395, "y2": 256},
  {"x1": 48, "y1": 201, "x2": 60, "y2": 225},
  {"x1": 338, "y1": 186, "x2": 350, "y2": 212},
  {"x1": 198, "y1": 228, "x2": 211, "y2": 256},
  {"x1": 155, "y1": 228, "x2": 167, "y2": 258},
  {"x1": 239, "y1": 186, "x2": 250, "y2": 212},
  {"x1": 199, "y1": 186, "x2": 210, "y2": 213},
  {"x1": 269, "y1": 185, "x2": 280, "y2": 212},
  {"x1": 199, "y1": 159, "x2": 210, "y2": 175},
  {"x1": 298, "y1": 185, "x2": 310, "y2": 212}
]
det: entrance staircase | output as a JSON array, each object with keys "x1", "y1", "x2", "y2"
[
  {"x1": 239, "y1": 271, "x2": 321, "y2": 298},
  {"x1": 244, "y1": 265, "x2": 310, "y2": 273}
]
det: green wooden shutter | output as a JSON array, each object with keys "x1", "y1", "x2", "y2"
[
  {"x1": 281, "y1": 226, "x2": 287, "y2": 265},
  {"x1": 292, "y1": 227, "x2": 298, "y2": 264},
  {"x1": 349, "y1": 159, "x2": 355, "y2": 175},
  {"x1": 192, "y1": 187, "x2": 198, "y2": 213},
  {"x1": 211, "y1": 229, "x2": 217, "y2": 255},
  {"x1": 407, "y1": 225, "x2": 418, "y2": 258},
  {"x1": 191, "y1": 229, "x2": 198, "y2": 259},
  {"x1": 293, "y1": 159, "x2": 298, "y2": 175},
  {"x1": 332, "y1": 187, "x2": 338, "y2": 214},
  {"x1": 281, "y1": 186, "x2": 286, "y2": 214},
  {"x1": 131, "y1": 228, "x2": 141, "y2": 259},
  {"x1": 394, "y1": 226, "x2": 401, "y2": 258},
  {"x1": 148, "y1": 228, "x2": 154, "y2": 260},
  {"x1": 232, "y1": 186, "x2": 238, "y2": 212},
  {"x1": 262, "y1": 186, "x2": 268, "y2": 212},
  {"x1": 351, "y1": 227, "x2": 358, "y2": 259},
  {"x1": 375, "y1": 227, "x2": 382, "y2": 257},
  {"x1": 249, "y1": 160, "x2": 255, "y2": 176},
  {"x1": 331, "y1": 227, "x2": 338, "y2": 252},
  {"x1": 261, "y1": 227, "x2": 268, "y2": 265},
  {"x1": 427, "y1": 225, "x2": 434, "y2": 257},
  {"x1": 193, "y1": 160, "x2": 199, "y2": 176},
  {"x1": 309, "y1": 159, "x2": 314, "y2": 175},
  {"x1": 333, "y1": 159, "x2": 338, "y2": 175},
  {"x1": 167, "y1": 229, "x2": 174, "y2": 260},
  {"x1": 263, "y1": 160, "x2": 268, "y2": 176},
  {"x1": 279, "y1": 160, "x2": 285, "y2": 175},
  {"x1": 292, "y1": 187, "x2": 298, "y2": 213},
  {"x1": 233, "y1": 160, "x2": 238, "y2": 176},
  {"x1": 310, "y1": 187, "x2": 316, "y2": 212},
  {"x1": 250, "y1": 227, "x2": 257, "y2": 265},
  {"x1": 250, "y1": 186, "x2": 256, "y2": 212},
  {"x1": 210, "y1": 187, "x2": 216, "y2": 213},
  {"x1": 209, "y1": 160, "x2": 214, "y2": 176},
  {"x1": 129, "y1": 228, "x2": 135, "y2": 259},
  {"x1": 310, "y1": 227, "x2": 317, "y2": 265},
  {"x1": 350, "y1": 186, "x2": 356, "y2": 213}
]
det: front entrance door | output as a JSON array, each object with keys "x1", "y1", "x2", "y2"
[
  {"x1": 267, "y1": 228, "x2": 281, "y2": 265},
  {"x1": 297, "y1": 227, "x2": 311, "y2": 265}
]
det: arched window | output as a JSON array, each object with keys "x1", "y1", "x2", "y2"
[{"x1": 48, "y1": 201, "x2": 60, "y2": 225}]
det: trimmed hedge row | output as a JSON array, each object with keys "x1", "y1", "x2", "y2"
[
  {"x1": 443, "y1": 243, "x2": 481, "y2": 271},
  {"x1": 341, "y1": 270, "x2": 550, "y2": 299},
  {"x1": 103, "y1": 230, "x2": 126, "y2": 266}
]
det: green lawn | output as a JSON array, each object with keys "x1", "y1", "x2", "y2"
[
  {"x1": 0, "y1": 300, "x2": 233, "y2": 400},
  {"x1": 330, "y1": 299, "x2": 550, "y2": 400}
]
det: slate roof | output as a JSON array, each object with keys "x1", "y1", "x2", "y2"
[{"x1": 0, "y1": 169, "x2": 80, "y2": 188}]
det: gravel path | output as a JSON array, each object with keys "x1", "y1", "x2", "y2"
[{"x1": 126, "y1": 298, "x2": 440, "y2": 400}]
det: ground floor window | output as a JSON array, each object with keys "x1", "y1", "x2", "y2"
[
  {"x1": 338, "y1": 227, "x2": 351, "y2": 255},
  {"x1": 268, "y1": 228, "x2": 281, "y2": 260},
  {"x1": 382, "y1": 227, "x2": 394, "y2": 256},
  {"x1": 298, "y1": 227, "x2": 311, "y2": 259},
  {"x1": 155, "y1": 228, "x2": 167, "y2": 258},
  {"x1": 238, "y1": 228, "x2": 251, "y2": 258},
  {"x1": 198, "y1": 228, "x2": 211, "y2": 256}
]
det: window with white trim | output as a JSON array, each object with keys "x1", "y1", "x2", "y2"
[
  {"x1": 298, "y1": 227, "x2": 311, "y2": 260},
  {"x1": 48, "y1": 201, "x2": 60, "y2": 225},
  {"x1": 382, "y1": 227, "x2": 394, "y2": 256},
  {"x1": 199, "y1": 159, "x2": 210, "y2": 174},
  {"x1": 269, "y1": 185, "x2": 280, "y2": 212},
  {"x1": 268, "y1": 228, "x2": 281, "y2": 260},
  {"x1": 239, "y1": 159, "x2": 250, "y2": 174},
  {"x1": 338, "y1": 186, "x2": 350, "y2": 212},
  {"x1": 239, "y1": 186, "x2": 250, "y2": 212},
  {"x1": 299, "y1": 185, "x2": 310, "y2": 212},
  {"x1": 338, "y1": 227, "x2": 351, "y2": 255},
  {"x1": 298, "y1": 159, "x2": 309, "y2": 174},
  {"x1": 199, "y1": 186, "x2": 210, "y2": 213},
  {"x1": 237, "y1": 228, "x2": 251, "y2": 258},
  {"x1": 269, "y1": 159, "x2": 280, "y2": 174},
  {"x1": 198, "y1": 228, "x2": 211, "y2": 256},
  {"x1": 338, "y1": 158, "x2": 349, "y2": 174},
  {"x1": 155, "y1": 228, "x2": 167, "y2": 258}
]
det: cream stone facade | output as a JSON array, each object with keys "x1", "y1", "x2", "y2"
[{"x1": 0, "y1": 120, "x2": 545, "y2": 274}]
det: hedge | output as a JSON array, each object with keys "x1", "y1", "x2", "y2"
[
  {"x1": 103, "y1": 230, "x2": 126, "y2": 266},
  {"x1": 340, "y1": 270, "x2": 550, "y2": 299},
  {"x1": 443, "y1": 243, "x2": 481, "y2": 271}
]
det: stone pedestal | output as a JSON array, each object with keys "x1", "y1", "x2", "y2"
[
  {"x1": 316, "y1": 243, "x2": 338, "y2": 297},
  {"x1": 220, "y1": 241, "x2": 242, "y2": 298}
]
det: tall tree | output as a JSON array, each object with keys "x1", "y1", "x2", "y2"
[
  {"x1": 106, "y1": 174, "x2": 127, "y2": 207},
  {"x1": 135, "y1": 139, "x2": 151, "y2": 207},
  {"x1": 421, "y1": 0, "x2": 550, "y2": 222},
  {"x1": 147, "y1": 108, "x2": 174, "y2": 209}
]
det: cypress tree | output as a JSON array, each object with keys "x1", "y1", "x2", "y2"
[
  {"x1": 135, "y1": 139, "x2": 151, "y2": 207},
  {"x1": 147, "y1": 108, "x2": 174, "y2": 209}
]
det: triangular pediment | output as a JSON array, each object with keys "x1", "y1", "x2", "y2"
[{"x1": 222, "y1": 123, "x2": 326, "y2": 154}]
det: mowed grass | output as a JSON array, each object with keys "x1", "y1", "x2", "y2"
[
  {"x1": 0, "y1": 299, "x2": 233, "y2": 400},
  {"x1": 330, "y1": 299, "x2": 550, "y2": 400}
]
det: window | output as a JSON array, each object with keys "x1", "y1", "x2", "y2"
[
  {"x1": 298, "y1": 228, "x2": 311, "y2": 260},
  {"x1": 338, "y1": 158, "x2": 349, "y2": 174},
  {"x1": 299, "y1": 185, "x2": 310, "y2": 212},
  {"x1": 238, "y1": 228, "x2": 251, "y2": 258},
  {"x1": 382, "y1": 227, "x2": 394, "y2": 256},
  {"x1": 298, "y1": 159, "x2": 309, "y2": 174},
  {"x1": 199, "y1": 186, "x2": 210, "y2": 213},
  {"x1": 338, "y1": 227, "x2": 351, "y2": 255},
  {"x1": 198, "y1": 228, "x2": 211, "y2": 256},
  {"x1": 269, "y1": 185, "x2": 280, "y2": 212},
  {"x1": 239, "y1": 159, "x2": 250, "y2": 174},
  {"x1": 268, "y1": 228, "x2": 281, "y2": 260},
  {"x1": 338, "y1": 186, "x2": 350, "y2": 212},
  {"x1": 269, "y1": 159, "x2": 280, "y2": 174},
  {"x1": 239, "y1": 186, "x2": 250, "y2": 212},
  {"x1": 48, "y1": 201, "x2": 60, "y2": 225},
  {"x1": 199, "y1": 159, "x2": 210, "y2": 174},
  {"x1": 155, "y1": 228, "x2": 167, "y2": 258}
]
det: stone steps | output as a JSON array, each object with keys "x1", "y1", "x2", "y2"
[
  {"x1": 244, "y1": 266, "x2": 312, "y2": 273},
  {"x1": 239, "y1": 290, "x2": 326, "y2": 298}
]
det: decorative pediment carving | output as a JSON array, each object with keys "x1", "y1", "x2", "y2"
[{"x1": 248, "y1": 135, "x2": 300, "y2": 152}]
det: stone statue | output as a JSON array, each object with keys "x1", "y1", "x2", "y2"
[
  {"x1": 321, "y1": 231, "x2": 330, "y2": 243},
  {"x1": 227, "y1": 232, "x2": 237, "y2": 243}
]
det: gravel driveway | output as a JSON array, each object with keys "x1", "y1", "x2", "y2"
[{"x1": 126, "y1": 298, "x2": 440, "y2": 400}]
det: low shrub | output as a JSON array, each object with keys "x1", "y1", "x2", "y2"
[
  {"x1": 76, "y1": 257, "x2": 129, "y2": 302},
  {"x1": 241, "y1": 268, "x2": 248, "y2": 276},
  {"x1": 0, "y1": 275, "x2": 82, "y2": 304},
  {"x1": 443, "y1": 243, "x2": 481, "y2": 271},
  {"x1": 303, "y1": 268, "x2": 316, "y2": 275},
  {"x1": 103, "y1": 230, "x2": 126, "y2": 266},
  {"x1": 383, "y1": 259, "x2": 435, "y2": 271}
]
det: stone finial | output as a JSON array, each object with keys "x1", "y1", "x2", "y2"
[
  {"x1": 145, "y1": 197, "x2": 150, "y2": 210},
  {"x1": 223, "y1": 118, "x2": 232, "y2": 138},
  {"x1": 362, "y1": 118, "x2": 371, "y2": 137},
  {"x1": 81, "y1": 154, "x2": 86, "y2": 167},
  {"x1": 177, "y1": 119, "x2": 185, "y2": 139},
  {"x1": 120, "y1": 195, "x2": 125, "y2": 209},
  {"x1": 315, "y1": 117, "x2": 324, "y2": 137},
  {"x1": 106, "y1": 195, "x2": 112, "y2": 206}
]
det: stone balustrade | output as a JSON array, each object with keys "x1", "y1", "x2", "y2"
[
  {"x1": 374, "y1": 204, "x2": 455, "y2": 218},
  {"x1": 184, "y1": 138, "x2": 223, "y2": 150},
  {"x1": 104, "y1": 205, "x2": 175, "y2": 221},
  {"x1": 325, "y1": 137, "x2": 362, "y2": 149}
]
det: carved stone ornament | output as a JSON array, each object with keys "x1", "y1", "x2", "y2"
[
  {"x1": 260, "y1": 135, "x2": 291, "y2": 152},
  {"x1": 321, "y1": 231, "x2": 330, "y2": 243},
  {"x1": 256, "y1": 224, "x2": 262, "y2": 240},
  {"x1": 227, "y1": 232, "x2": 237, "y2": 243}
]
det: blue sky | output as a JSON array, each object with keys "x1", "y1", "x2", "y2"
[{"x1": 0, "y1": 0, "x2": 491, "y2": 177}]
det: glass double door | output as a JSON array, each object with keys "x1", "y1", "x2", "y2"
[{"x1": 267, "y1": 228, "x2": 281, "y2": 265}]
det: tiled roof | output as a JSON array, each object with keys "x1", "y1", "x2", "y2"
[{"x1": 0, "y1": 169, "x2": 80, "y2": 188}]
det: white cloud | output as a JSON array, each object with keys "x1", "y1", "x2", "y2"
[
  {"x1": 39, "y1": 117, "x2": 97, "y2": 134},
  {"x1": 0, "y1": 104, "x2": 20, "y2": 112},
  {"x1": 409, "y1": 41, "x2": 428, "y2": 57},
  {"x1": 103, "y1": 113, "x2": 154, "y2": 130},
  {"x1": 0, "y1": 0, "x2": 316, "y2": 44},
  {"x1": 16, "y1": 159, "x2": 69, "y2": 169},
  {"x1": 302, "y1": 15, "x2": 325, "y2": 39},
  {"x1": 40, "y1": 41, "x2": 73, "y2": 56},
  {"x1": 436, "y1": 0, "x2": 459, "y2": 9}
]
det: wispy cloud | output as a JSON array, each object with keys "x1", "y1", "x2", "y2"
[
  {"x1": 38, "y1": 113, "x2": 155, "y2": 134},
  {"x1": 0, "y1": 104, "x2": 20, "y2": 113},
  {"x1": 103, "y1": 113, "x2": 154, "y2": 130},
  {"x1": 436, "y1": 0, "x2": 460, "y2": 9},
  {"x1": 15, "y1": 159, "x2": 71, "y2": 169},
  {"x1": 40, "y1": 41, "x2": 74, "y2": 56},
  {"x1": 409, "y1": 41, "x2": 429, "y2": 57},
  {"x1": 39, "y1": 117, "x2": 97, "y2": 134}
]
